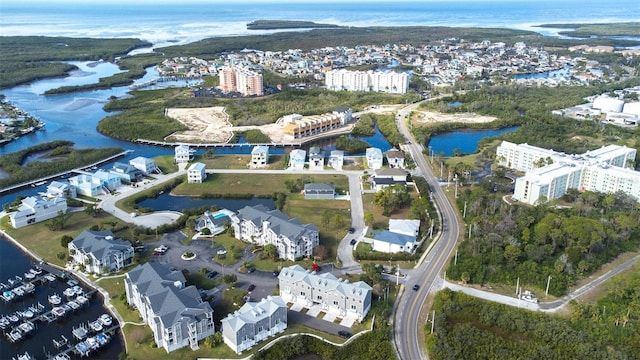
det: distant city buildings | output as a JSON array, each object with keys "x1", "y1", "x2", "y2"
[
  {"x1": 496, "y1": 141, "x2": 639, "y2": 205},
  {"x1": 219, "y1": 65, "x2": 264, "y2": 96},
  {"x1": 325, "y1": 69, "x2": 410, "y2": 94}
]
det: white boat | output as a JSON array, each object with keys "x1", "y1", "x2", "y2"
[
  {"x1": 8, "y1": 328, "x2": 23, "y2": 342},
  {"x1": 17, "y1": 351, "x2": 32, "y2": 360},
  {"x1": 54, "y1": 353, "x2": 70, "y2": 360},
  {"x1": 63, "y1": 287, "x2": 76, "y2": 297},
  {"x1": 24, "y1": 272, "x2": 35, "y2": 280},
  {"x1": 31, "y1": 267, "x2": 42, "y2": 275},
  {"x1": 12, "y1": 287, "x2": 24, "y2": 297},
  {"x1": 22, "y1": 283, "x2": 35, "y2": 293},
  {"x1": 75, "y1": 295, "x2": 88, "y2": 306},
  {"x1": 72, "y1": 285, "x2": 83, "y2": 295},
  {"x1": 68, "y1": 300, "x2": 80, "y2": 310},
  {"x1": 2, "y1": 290, "x2": 14, "y2": 301},
  {"x1": 21, "y1": 309, "x2": 34, "y2": 319},
  {"x1": 85, "y1": 336, "x2": 98, "y2": 350},
  {"x1": 18, "y1": 321, "x2": 34, "y2": 334},
  {"x1": 44, "y1": 274, "x2": 56, "y2": 282},
  {"x1": 49, "y1": 293, "x2": 62, "y2": 305},
  {"x1": 99, "y1": 313, "x2": 113, "y2": 326},
  {"x1": 52, "y1": 306, "x2": 66, "y2": 317},
  {"x1": 89, "y1": 319, "x2": 103, "y2": 332}
]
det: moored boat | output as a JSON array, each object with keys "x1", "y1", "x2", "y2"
[
  {"x1": 52, "y1": 306, "x2": 66, "y2": 317},
  {"x1": 99, "y1": 313, "x2": 113, "y2": 326},
  {"x1": 49, "y1": 293, "x2": 62, "y2": 305}
]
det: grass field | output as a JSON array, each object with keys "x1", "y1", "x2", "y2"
[{"x1": 196, "y1": 154, "x2": 287, "y2": 170}]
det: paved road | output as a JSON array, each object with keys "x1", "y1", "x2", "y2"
[{"x1": 392, "y1": 102, "x2": 461, "y2": 360}]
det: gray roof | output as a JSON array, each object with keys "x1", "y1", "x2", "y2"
[
  {"x1": 70, "y1": 230, "x2": 132, "y2": 260},
  {"x1": 374, "y1": 230, "x2": 416, "y2": 246},
  {"x1": 127, "y1": 262, "x2": 212, "y2": 328},
  {"x1": 303, "y1": 183, "x2": 335, "y2": 193},
  {"x1": 236, "y1": 205, "x2": 318, "y2": 240},
  {"x1": 221, "y1": 296, "x2": 286, "y2": 332},
  {"x1": 279, "y1": 265, "x2": 371, "y2": 302}
]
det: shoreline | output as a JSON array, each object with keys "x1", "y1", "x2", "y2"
[{"x1": 0, "y1": 229, "x2": 129, "y2": 354}]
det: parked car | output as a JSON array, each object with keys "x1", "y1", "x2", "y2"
[
  {"x1": 247, "y1": 267, "x2": 256, "y2": 273},
  {"x1": 248, "y1": 284, "x2": 256, "y2": 292},
  {"x1": 350, "y1": 239, "x2": 357, "y2": 246},
  {"x1": 413, "y1": 284, "x2": 420, "y2": 291},
  {"x1": 273, "y1": 270, "x2": 280, "y2": 277},
  {"x1": 348, "y1": 227, "x2": 355, "y2": 234},
  {"x1": 206, "y1": 271, "x2": 218, "y2": 278},
  {"x1": 338, "y1": 330, "x2": 351, "y2": 338}
]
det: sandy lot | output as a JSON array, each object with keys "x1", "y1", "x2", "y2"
[
  {"x1": 413, "y1": 110, "x2": 497, "y2": 124},
  {"x1": 165, "y1": 106, "x2": 233, "y2": 143}
]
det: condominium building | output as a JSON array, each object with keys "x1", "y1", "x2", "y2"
[
  {"x1": 325, "y1": 69, "x2": 409, "y2": 94},
  {"x1": 497, "y1": 141, "x2": 639, "y2": 204},
  {"x1": 221, "y1": 296, "x2": 287, "y2": 354},
  {"x1": 125, "y1": 262, "x2": 215, "y2": 353},
  {"x1": 230, "y1": 205, "x2": 319, "y2": 261},
  {"x1": 9, "y1": 196, "x2": 67, "y2": 229},
  {"x1": 278, "y1": 265, "x2": 372, "y2": 322},
  {"x1": 219, "y1": 65, "x2": 263, "y2": 96},
  {"x1": 68, "y1": 230, "x2": 134, "y2": 275}
]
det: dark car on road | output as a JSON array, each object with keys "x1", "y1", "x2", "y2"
[
  {"x1": 350, "y1": 239, "x2": 356, "y2": 246},
  {"x1": 338, "y1": 330, "x2": 351, "y2": 338},
  {"x1": 413, "y1": 284, "x2": 420, "y2": 291},
  {"x1": 348, "y1": 227, "x2": 355, "y2": 234},
  {"x1": 206, "y1": 271, "x2": 218, "y2": 278},
  {"x1": 247, "y1": 267, "x2": 256, "y2": 273},
  {"x1": 248, "y1": 284, "x2": 256, "y2": 292},
  {"x1": 273, "y1": 270, "x2": 280, "y2": 277}
]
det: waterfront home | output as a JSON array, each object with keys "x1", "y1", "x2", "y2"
[
  {"x1": 92, "y1": 170, "x2": 122, "y2": 192},
  {"x1": 175, "y1": 144, "x2": 194, "y2": 164},
  {"x1": 278, "y1": 265, "x2": 372, "y2": 322},
  {"x1": 110, "y1": 162, "x2": 141, "y2": 184},
  {"x1": 385, "y1": 148, "x2": 405, "y2": 168},
  {"x1": 230, "y1": 204, "x2": 319, "y2": 261},
  {"x1": 9, "y1": 196, "x2": 67, "y2": 229},
  {"x1": 187, "y1": 162, "x2": 206, "y2": 183},
  {"x1": 389, "y1": 219, "x2": 421, "y2": 237},
  {"x1": 288, "y1": 149, "x2": 306, "y2": 170},
  {"x1": 303, "y1": 183, "x2": 335, "y2": 200},
  {"x1": 308, "y1": 147, "x2": 324, "y2": 170},
  {"x1": 221, "y1": 296, "x2": 287, "y2": 354},
  {"x1": 45, "y1": 181, "x2": 77, "y2": 199},
  {"x1": 68, "y1": 230, "x2": 134, "y2": 275},
  {"x1": 68, "y1": 174, "x2": 106, "y2": 197},
  {"x1": 250, "y1": 145, "x2": 270, "y2": 168},
  {"x1": 129, "y1": 156, "x2": 161, "y2": 175},
  {"x1": 328, "y1": 150, "x2": 344, "y2": 170},
  {"x1": 365, "y1": 147, "x2": 383, "y2": 169},
  {"x1": 372, "y1": 168, "x2": 408, "y2": 191},
  {"x1": 125, "y1": 262, "x2": 215, "y2": 353},
  {"x1": 194, "y1": 209, "x2": 234, "y2": 236}
]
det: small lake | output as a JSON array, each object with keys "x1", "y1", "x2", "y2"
[
  {"x1": 138, "y1": 193, "x2": 274, "y2": 212},
  {"x1": 427, "y1": 126, "x2": 518, "y2": 157}
]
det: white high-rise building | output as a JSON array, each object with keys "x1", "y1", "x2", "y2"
[
  {"x1": 497, "y1": 141, "x2": 639, "y2": 205},
  {"x1": 324, "y1": 69, "x2": 409, "y2": 94}
]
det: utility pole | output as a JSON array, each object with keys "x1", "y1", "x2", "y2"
[
  {"x1": 463, "y1": 201, "x2": 467, "y2": 218},
  {"x1": 454, "y1": 249, "x2": 458, "y2": 265},
  {"x1": 468, "y1": 223, "x2": 472, "y2": 241},
  {"x1": 545, "y1": 275, "x2": 552, "y2": 297},
  {"x1": 516, "y1": 277, "x2": 520, "y2": 296}
]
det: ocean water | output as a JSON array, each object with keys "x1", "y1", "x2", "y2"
[{"x1": 1, "y1": 0, "x2": 638, "y2": 48}]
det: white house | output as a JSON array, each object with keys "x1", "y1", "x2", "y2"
[
  {"x1": 328, "y1": 150, "x2": 344, "y2": 170},
  {"x1": 194, "y1": 209, "x2": 235, "y2": 236},
  {"x1": 187, "y1": 162, "x2": 206, "y2": 183},
  {"x1": 230, "y1": 205, "x2": 319, "y2": 261},
  {"x1": 288, "y1": 149, "x2": 307, "y2": 170},
  {"x1": 68, "y1": 230, "x2": 134, "y2": 275},
  {"x1": 389, "y1": 219, "x2": 421, "y2": 237},
  {"x1": 9, "y1": 196, "x2": 67, "y2": 229},
  {"x1": 250, "y1": 146, "x2": 270, "y2": 168},
  {"x1": 130, "y1": 156, "x2": 161, "y2": 175},
  {"x1": 175, "y1": 144, "x2": 194, "y2": 164},
  {"x1": 221, "y1": 296, "x2": 287, "y2": 354},
  {"x1": 365, "y1": 147, "x2": 383, "y2": 169},
  {"x1": 385, "y1": 148, "x2": 405, "y2": 168},
  {"x1": 371, "y1": 231, "x2": 416, "y2": 254},
  {"x1": 125, "y1": 262, "x2": 215, "y2": 353},
  {"x1": 45, "y1": 181, "x2": 76, "y2": 199},
  {"x1": 68, "y1": 174, "x2": 104, "y2": 197},
  {"x1": 308, "y1": 147, "x2": 324, "y2": 170},
  {"x1": 92, "y1": 170, "x2": 122, "y2": 192},
  {"x1": 372, "y1": 168, "x2": 408, "y2": 191}
]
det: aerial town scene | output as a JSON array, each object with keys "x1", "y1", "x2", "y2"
[{"x1": 0, "y1": 1, "x2": 639, "y2": 360}]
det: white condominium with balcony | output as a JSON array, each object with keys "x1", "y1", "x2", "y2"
[{"x1": 325, "y1": 69, "x2": 409, "y2": 94}]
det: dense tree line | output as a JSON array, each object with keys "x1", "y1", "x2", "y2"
[
  {"x1": 446, "y1": 180, "x2": 640, "y2": 296},
  {"x1": 351, "y1": 114, "x2": 375, "y2": 136},
  {"x1": 335, "y1": 136, "x2": 370, "y2": 154},
  {"x1": 427, "y1": 270, "x2": 639, "y2": 359},
  {"x1": 374, "y1": 113, "x2": 406, "y2": 146}
]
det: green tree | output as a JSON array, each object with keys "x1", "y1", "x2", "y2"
[
  {"x1": 264, "y1": 244, "x2": 278, "y2": 260},
  {"x1": 503, "y1": 245, "x2": 521, "y2": 265}
]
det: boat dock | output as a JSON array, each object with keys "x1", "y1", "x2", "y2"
[
  {"x1": 0, "y1": 150, "x2": 134, "y2": 195},
  {"x1": 46, "y1": 324, "x2": 119, "y2": 359}
]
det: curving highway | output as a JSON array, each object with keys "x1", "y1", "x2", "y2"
[{"x1": 393, "y1": 102, "x2": 461, "y2": 360}]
